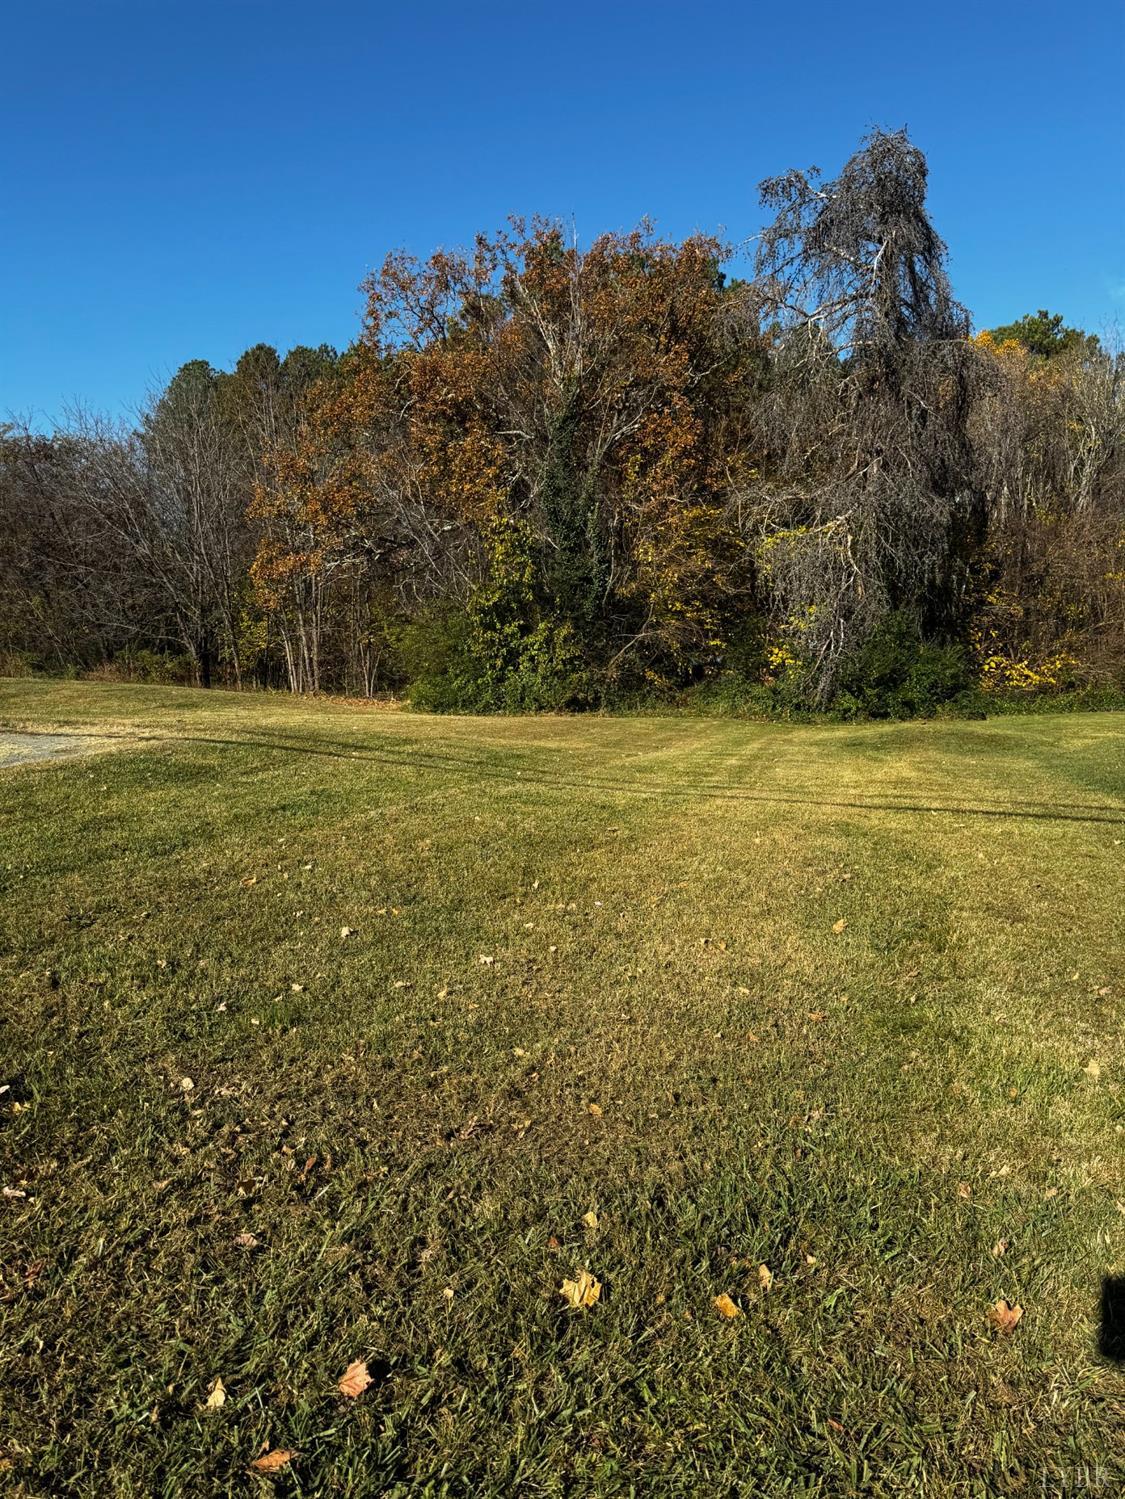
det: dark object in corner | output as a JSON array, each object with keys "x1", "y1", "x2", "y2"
[{"x1": 1099, "y1": 1276, "x2": 1125, "y2": 1363}]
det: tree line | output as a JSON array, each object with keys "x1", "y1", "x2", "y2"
[{"x1": 3, "y1": 131, "x2": 1123, "y2": 716}]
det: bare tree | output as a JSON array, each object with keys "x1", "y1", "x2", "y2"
[{"x1": 743, "y1": 129, "x2": 986, "y2": 701}]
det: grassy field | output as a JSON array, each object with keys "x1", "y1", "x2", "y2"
[{"x1": 1, "y1": 680, "x2": 1123, "y2": 1496}]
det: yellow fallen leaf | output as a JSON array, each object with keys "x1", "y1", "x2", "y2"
[
  {"x1": 249, "y1": 1448, "x2": 296, "y2": 1473},
  {"x1": 758, "y1": 1263, "x2": 773, "y2": 1291},
  {"x1": 337, "y1": 1359, "x2": 373, "y2": 1398},
  {"x1": 713, "y1": 1293, "x2": 741, "y2": 1319},
  {"x1": 581, "y1": 1210, "x2": 599, "y2": 1230},
  {"x1": 587, "y1": 1102, "x2": 603, "y2": 1117},
  {"x1": 203, "y1": 1376, "x2": 226, "y2": 1411},
  {"x1": 832, "y1": 919, "x2": 847, "y2": 934},
  {"x1": 559, "y1": 1269, "x2": 601, "y2": 1309},
  {"x1": 987, "y1": 1298, "x2": 1023, "y2": 1334}
]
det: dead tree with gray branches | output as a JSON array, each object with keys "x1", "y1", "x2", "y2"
[{"x1": 743, "y1": 129, "x2": 988, "y2": 702}]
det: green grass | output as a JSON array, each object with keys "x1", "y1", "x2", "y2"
[{"x1": 1, "y1": 680, "x2": 1123, "y2": 1496}]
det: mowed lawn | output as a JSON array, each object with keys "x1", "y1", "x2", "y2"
[{"x1": 1, "y1": 682, "x2": 1123, "y2": 1497}]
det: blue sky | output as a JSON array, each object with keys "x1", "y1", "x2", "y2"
[{"x1": 2, "y1": 0, "x2": 1122, "y2": 425}]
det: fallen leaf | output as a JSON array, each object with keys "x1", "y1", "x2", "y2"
[
  {"x1": 827, "y1": 1418, "x2": 845, "y2": 1434},
  {"x1": 179, "y1": 1077, "x2": 194, "y2": 1093},
  {"x1": 713, "y1": 1293, "x2": 741, "y2": 1319},
  {"x1": 758, "y1": 1263, "x2": 773, "y2": 1291},
  {"x1": 1084, "y1": 1059, "x2": 1101, "y2": 1079},
  {"x1": 204, "y1": 1376, "x2": 226, "y2": 1411},
  {"x1": 587, "y1": 1102, "x2": 603, "y2": 1117},
  {"x1": 249, "y1": 1448, "x2": 296, "y2": 1473},
  {"x1": 808, "y1": 1011, "x2": 827, "y2": 1023},
  {"x1": 338, "y1": 1359, "x2": 373, "y2": 1398},
  {"x1": 240, "y1": 876, "x2": 258, "y2": 888},
  {"x1": 1044, "y1": 1186, "x2": 1060, "y2": 1199},
  {"x1": 992, "y1": 1239, "x2": 1009, "y2": 1257},
  {"x1": 478, "y1": 954, "x2": 494, "y2": 966},
  {"x1": 957, "y1": 1181, "x2": 972, "y2": 1200},
  {"x1": 988, "y1": 1298, "x2": 1023, "y2": 1335},
  {"x1": 832, "y1": 919, "x2": 847, "y2": 934},
  {"x1": 340, "y1": 926, "x2": 355, "y2": 940},
  {"x1": 233, "y1": 1232, "x2": 260, "y2": 1249},
  {"x1": 559, "y1": 1269, "x2": 601, "y2": 1309},
  {"x1": 581, "y1": 1210, "x2": 599, "y2": 1230}
]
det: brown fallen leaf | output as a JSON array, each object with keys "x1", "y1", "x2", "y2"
[
  {"x1": 991, "y1": 1239, "x2": 1009, "y2": 1258},
  {"x1": 203, "y1": 1376, "x2": 226, "y2": 1411},
  {"x1": 713, "y1": 1292, "x2": 741, "y2": 1319},
  {"x1": 988, "y1": 1298, "x2": 1023, "y2": 1334},
  {"x1": 808, "y1": 1011, "x2": 828, "y2": 1023},
  {"x1": 233, "y1": 1231, "x2": 260, "y2": 1249},
  {"x1": 586, "y1": 1102, "x2": 603, "y2": 1117},
  {"x1": 957, "y1": 1181, "x2": 972, "y2": 1200},
  {"x1": 249, "y1": 1448, "x2": 296, "y2": 1473},
  {"x1": 338, "y1": 1359, "x2": 373, "y2": 1398},
  {"x1": 559, "y1": 1269, "x2": 601, "y2": 1309}
]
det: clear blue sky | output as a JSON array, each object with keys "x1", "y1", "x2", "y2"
[{"x1": 2, "y1": 0, "x2": 1122, "y2": 426}]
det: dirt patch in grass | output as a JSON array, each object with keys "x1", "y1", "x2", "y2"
[{"x1": 0, "y1": 730, "x2": 122, "y2": 768}]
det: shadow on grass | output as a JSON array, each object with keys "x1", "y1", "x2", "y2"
[{"x1": 4, "y1": 725, "x2": 1124, "y2": 826}]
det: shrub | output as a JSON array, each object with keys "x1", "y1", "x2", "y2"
[{"x1": 832, "y1": 613, "x2": 972, "y2": 718}]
